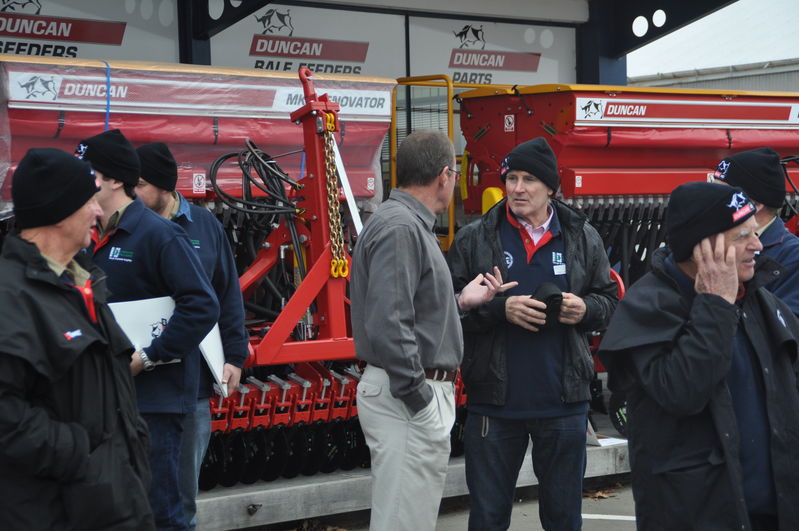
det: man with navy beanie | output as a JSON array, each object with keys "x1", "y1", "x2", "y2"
[
  {"x1": 712, "y1": 147, "x2": 799, "y2": 316},
  {"x1": 136, "y1": 142, "x2": 248, "y2": 530},
  {"x1": 448, "y1": 137, "x2": 618, "y2": 530},
  {"x1": 79, "y1": 130, "x2": 219, "y2": 531},
  {"x1": 600, "y1": 182, "x2": 799, "y2": 530},
  {"x1": 0, "y1": 148, "x2": 154, "y2": 529}
]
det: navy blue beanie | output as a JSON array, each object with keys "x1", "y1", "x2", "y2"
[
  {"x1": 75, "y1": 129, "x2": 140, "y2": 186},
  {"x1": 13, "y1": 148, "x2": 99, "y2": 229},
  {"x1": 713, "y1": 147, "x2": 785, "y2": 208},
  {"x1": 667, "y1": 182, "x2": 756, "y2": 262},
  {"x1": 137, "y1": 142, "x2": 177, "y2": 192},
  {"x1": 499, "y1": 137, "x2": 559, "y2": 191}
]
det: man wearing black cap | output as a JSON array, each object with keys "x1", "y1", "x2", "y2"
[
  {"x1": 0, "y1": 148, "x2": 154, "y2": 530},
  {"x1": 599, "y1": 182, "x2": 799, "y2": 530},
  {"x1": 136, "y1": 142, "x2": 248, "y2": 530},
  {"x1": 712, "y1": 147, "x2": 799, "y2": 316},
  {"x1": 77, "y1": 129, "x2": 219, "y2": 530},
  {"x1": 448, "y1": 137, "x2": 618, "y2": 530}
]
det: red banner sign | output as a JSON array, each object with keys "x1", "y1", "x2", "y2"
[
  {"x1": 250, "y1": 35, "x2": 369, "y2": 62},
  {"x1": 0, "y1": 12, "x2": 126, "y2": 45},
  {"x1": 448, "y1": 49, "x2": 541, "y2": 71}
]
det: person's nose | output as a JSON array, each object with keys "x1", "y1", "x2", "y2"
[{"x1": 750, "y1": 233, "x2": 763, "y2": 252}]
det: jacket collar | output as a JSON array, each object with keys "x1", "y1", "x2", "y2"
[
  {"x1": 483, "y1": 197, "x2": 584, "y2": 236},
  {"x1": 759, "y1": 216, "x2": 789, "y2": 251},
  {"x1": 2, "y1": 234, "x2": 109, "y2": 302},
  {"x1": 115, "y1": 196, "x2": 148, "y2": 235},
  {"x1": 172, "y1": 192, "x2": 193, "y2": 224}
]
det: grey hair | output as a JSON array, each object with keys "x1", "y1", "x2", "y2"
[{"x1": 396, "y1": 130, "x2": 455, "y2": 188}]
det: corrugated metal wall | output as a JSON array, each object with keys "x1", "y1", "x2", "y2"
[{"x1": 628, "y1": 58, "x2": 799, "y2": 92}]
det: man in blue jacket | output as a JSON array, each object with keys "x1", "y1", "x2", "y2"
[
  {"x1": 77, "y1": 130, "x2": 219, "y2": 531},
  {"x1": 136, "y1": 142, "x2": 249, "y2": 530},
  {"x1": 712, "y1": 147, "x2": 799, "y2": 316}
]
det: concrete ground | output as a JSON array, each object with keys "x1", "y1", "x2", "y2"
[
  {"x1": 261, "y1": 474, "x2": 635, "y2": 530},
  {"x1": 254, "y1": 400, "x2": 637, "y2": 531},
  {"x1": 211, "y1": 374, "x2": 633, "y2": 531}
]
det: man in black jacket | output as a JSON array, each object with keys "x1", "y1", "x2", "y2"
[
  {"x1": 0, "y1": 148, "x2": 154, "y2": 530},
  {"x1": 600, "y1": 182, "x2": 799, "y2": 531},
  {"x1": 448, "y1": 138, "x2": 618, "y2": 530}
]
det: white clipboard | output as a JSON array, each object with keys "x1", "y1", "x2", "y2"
[{"x1": 108, "y1": 296, "x2": 228, "y2": 397}]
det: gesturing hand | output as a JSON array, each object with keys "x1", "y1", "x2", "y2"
[
  {"x1": 458, "y1": 266, "x2": 519, "y2": 311},
  {"x1": 693, "y1": 234, "x2": 738, "y2": 304}
]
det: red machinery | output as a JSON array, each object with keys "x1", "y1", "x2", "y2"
[
  {"x1": 7, "y1": 56, "x2": 799, "y2": 486},
  {"x1": 457, "y1": 83, "x2": 799, "y2": 284},
  {"x1": 457, "y1": 83, "x2": 799, "y2": 434},
  {"x1": 0, "y1": 55, "x2": 392, "y2": 486}
]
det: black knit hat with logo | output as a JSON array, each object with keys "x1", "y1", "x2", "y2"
[
  {"x1": 137, "y1": 142, "x2": 177, "y2": 192},
  {"x1": 13, "y1": 147, "x2": 99, "y2": 229},
  {"x1": 499, "y1": 137, "x2": 559, "y2": 192},
  {"x1": 713, "y1": 147, "x2": 786, "y2": 208},
  {"x1": 74, "y1": 129, "x2": 140, "y2": 186},
  {"x1": 666, "y1": 182, "x2": 757, "y2": 262}
]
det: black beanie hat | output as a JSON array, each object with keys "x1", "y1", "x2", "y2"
[
  {"x1": 74, "y1": 129, "x2": 140, "y2": 186},
  {"x1": 13, "y1": 147, "x2": 99, "y2": 229},
  {"x1": 499, "y1": 137, "x2": 559, "y2": 192},
  {"x1": 713, "y1": 147, "x2": 785, "y2": 208},
  {"x1": 666, "y1": 182, "x2": 756, "y2": 262},
  {"x1": 137, "y1": 142, "x2": 177, "y2": 192}
]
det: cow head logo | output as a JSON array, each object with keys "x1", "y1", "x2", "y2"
[
  {"x1": 580, "y1": 100, "x2": 602, "y2": 119},
  {"x1": 254, "y1": 8, "x2": 294, "y2": 36},
  {"x1": 150, "y1": 318, "x2": 168, "y2": 339},
  {"x1": 714, "y1": 160, "x2": 731, "y2": 180},
  {"x1": 0, "y1": 0, "x2": 41, "y2": 14},
  {"x1": 18, "y1": 75, "x2": 58, "y2": 101},
  {"x1": 453, "y1": 24, "x2": 485, "y2": 50},
  {"x1": 727, "y1": 191, "x2": 748, "y2": 210}
]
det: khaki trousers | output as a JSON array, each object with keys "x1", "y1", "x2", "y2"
[{"x1": 357, "y1": 364, "x2": 456, "y2": 531}]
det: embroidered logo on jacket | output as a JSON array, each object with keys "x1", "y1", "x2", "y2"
[
  {"x1": 504, "y1": 250, "x2": 513, "y2": 269},
  {"x1": 552, "y1": 251, "x2": 566, "y2": 275},
  {"x1": 63, "y1": 329, "x2": 82, "y2": 340},
  {"x1": 108, "y1": 246, "x2": 134, "y2": 262}
]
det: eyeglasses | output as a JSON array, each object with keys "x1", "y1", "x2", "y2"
[{"x1": 447, "y1": 167, "x2": 462, "y2": 181}]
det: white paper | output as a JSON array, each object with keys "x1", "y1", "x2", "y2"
[
  {"x1": 586, "y1": 420, "x2": 626, "y2": 447},
  {"x1": 108, "y1": 296, "x2": 228, "y2": 397}
]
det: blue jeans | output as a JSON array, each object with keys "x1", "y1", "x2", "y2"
[
  {"x1": 464, "y1": 412, "x2": 587, "y2": 531},
  {"x1": 179, "y1": 399, "x2": 212, "y2": 531},
  {"x1": 143, "y1": 413, "x2": 188, "y2": 531}
]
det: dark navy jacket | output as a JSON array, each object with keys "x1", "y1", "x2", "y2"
[
  {"x1": 600, "y1": 248, "x2": 799, "y2": 530},
  {"x1": 760, "y1": 216, "x2": 799, "y2": 316},
  {"x1": 90, "y1": 197, "x2": 219, "y2": 414},
  {"x1": 470, "y1": 206, "x2": 586, "y2": 419},
  {"x1": 172, "y1": 194, "x2": 249, "y2": 398},
  {"x1": 448, "y1": 198, "x2": 618, "y2": 407}
]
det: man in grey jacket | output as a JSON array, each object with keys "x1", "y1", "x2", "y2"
[{"x1": 350, "y1": 130, "x2": 513, "y2": 531}]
